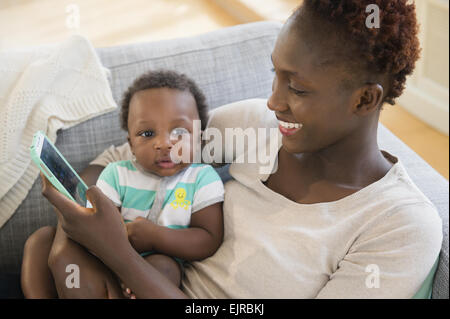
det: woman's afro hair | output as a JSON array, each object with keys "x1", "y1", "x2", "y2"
[{"x1": 294, "y1": 0, "x2": 421, "y2": 105}]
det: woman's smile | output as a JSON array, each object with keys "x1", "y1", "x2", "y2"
[{"x1": 277, "y1": 118, "x2": 303, "y2": 136}]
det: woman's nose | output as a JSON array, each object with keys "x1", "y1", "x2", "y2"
[{"x1": 267, "y1": 77, "x2": 289, "y2": 112}]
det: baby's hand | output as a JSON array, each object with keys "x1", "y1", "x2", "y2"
[{"x1": 126, "y1": 217, "x2": 155, "y2": 253}]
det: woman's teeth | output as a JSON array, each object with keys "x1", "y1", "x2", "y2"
[{"x1": 278, "y1": 120, "x2": 303, "y2": 129}]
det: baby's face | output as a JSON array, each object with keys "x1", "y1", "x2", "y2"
[{"x1": 127, "y1": 87, "x2": 200, "y2": 177}]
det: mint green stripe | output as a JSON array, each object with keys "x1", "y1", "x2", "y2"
[
  {"x1": 115, "y1": 160, "x2": 137, "y2": 171},
  {"x1": 123, "y1": 222, "x2": 187, "y2": 230},
  {"x1": 98, "y1": 160, "x2": 137, "y2": 190},
  {"x1": 196, "y1": 166, "x2": 221, "y2": 189},
  {"x1": 190, "y1": 163, "x2": 207, "y2": 168},
  {"x1": 167, "y1": 225, "x2": 189, "y2": 229},
  {"x1": 121, "y1": 187, "x2": 156, "y2": 211},
  {"x1": 98, "y1": 165, "x2": 118, "y2": 187},
  {"x1": 412, "y1": 257, "x2": 439, "y2": 299}
]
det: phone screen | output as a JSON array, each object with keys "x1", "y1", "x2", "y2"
[{"x1": 40, "y1": 138, "x2": 88, "y2": 206}]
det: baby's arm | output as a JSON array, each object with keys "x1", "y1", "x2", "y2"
[{"x1": 127, "y1": 202, "x2": 223, "y2": 261}]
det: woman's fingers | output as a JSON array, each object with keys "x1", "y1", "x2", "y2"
[
  {"x1": 119, "y1": 281, "x2": 135, "y2": 299},
  {"x1": 40, "y1": 173, "x2": 86, "y2": 220},
  {"x1": 126, "y1": 288, "x2": 136, "y2": 299},
  {"x1": 85, "y1": 185, "x2": 118, "y2": 216},
  {"x1": 40, "y1": 173, "x2": 128, "y2": 265}
]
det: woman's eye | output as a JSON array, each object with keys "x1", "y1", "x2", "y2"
[
  {"x1": 270, "y1": 67, "x2": 275, "y2": 73},
  {"x1": 288, "y1": 85, "x2": 307, "y2": 96},
  {"x1": 139, "y1": 130, "x2": 154, "y2": 137}
]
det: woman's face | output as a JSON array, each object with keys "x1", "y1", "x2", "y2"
[{"x1": 268, "y1": 19, "x2": 363, "y2": 155}]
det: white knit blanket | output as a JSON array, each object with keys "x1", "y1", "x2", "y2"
[{"x1": 0, "y1": 35, "x2": 117, "y2": 228}]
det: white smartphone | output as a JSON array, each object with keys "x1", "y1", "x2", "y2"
[{"x1": 30, "y1": 131, "x2": 92, "y2": 208}]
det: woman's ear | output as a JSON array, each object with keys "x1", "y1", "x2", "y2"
[{"x1": 353, "y1": 83, "x2": 384, "y2": 116}]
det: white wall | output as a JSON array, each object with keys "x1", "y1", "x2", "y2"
[{"x1": 398, "y1": 0, "x2": 449, "y2": 135}]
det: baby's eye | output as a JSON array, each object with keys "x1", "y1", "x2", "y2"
[
  {"x1": 139, "y1": 130, "x2": 154, "y2": 137},
  {"x1": 170, "y1": 127, "x2": 190, "y2": 142}
]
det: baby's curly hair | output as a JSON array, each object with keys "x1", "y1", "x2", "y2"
[
  {"x1": 293, "y1": 0, "x2": 421, "y2": 105},
  {"x1": 121, "y1": 70, "x2": 209, "y2": 131}
]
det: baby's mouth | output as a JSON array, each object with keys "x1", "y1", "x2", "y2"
[{"x1": 156, "y1": 155, "x2": 177, "y2": 169}]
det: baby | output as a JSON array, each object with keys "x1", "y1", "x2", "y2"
[{"x1": 96, "y1": 70, "x2": 224, "y2": 289}]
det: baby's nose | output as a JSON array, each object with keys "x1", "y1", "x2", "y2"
[{"x1": 154, "y1": 134, "x2": 173, "y2": 150}]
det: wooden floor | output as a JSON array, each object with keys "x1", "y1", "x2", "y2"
[
  {"x1": 1, "y1": 0, "x2": 448, "y2": 179},
  {"x1": 380, "y1": 105, "x2": 449, "y2": 179}
]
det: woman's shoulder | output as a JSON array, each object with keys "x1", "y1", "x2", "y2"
[
  {"x1": 358, "y1": 156, "x2": 442, "y2": 240},
  {"x1": 104, "y1": 160, "x2": 135, "y2": 171},
  {"x1": 380, "y1": 157, "x2": 438, "y2": 209},
  {"x1": 90, "y1": 143, "x2": 133, "y2": 167},
  {"x1": 207, "y1": 98, "x2": 277, "y2": 131}
]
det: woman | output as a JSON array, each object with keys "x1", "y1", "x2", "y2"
[{"x1": 22, "y1": 0, "x2": 442, "y2": 298}]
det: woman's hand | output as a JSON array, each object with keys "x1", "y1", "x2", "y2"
[
  {"x1": 120, "y1": 281, "x2": 136, "y2": 299},
  {"x1": 40, "y1": 173, "x2": 130, "y2": 264},
  {"x1": 126, "y1": 217, "x2": 156, "y2": 253},
  {"x1": 41, "y1": 173, "x2": 187, "y2": 299}
]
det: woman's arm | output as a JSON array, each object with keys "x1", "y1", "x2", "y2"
[
  {"x1": 102, "y1": 237, "x2": 188, "y2": 299},
  {"x1": 41, "y1": 173, "x2": 188, "y2": 299},
  {"x1": 315, "y1": 203, "x2": 442, "y2": 298}
]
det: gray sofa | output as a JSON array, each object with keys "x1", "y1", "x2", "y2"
[{"x1": 0, "y1": 21, "x2": 448, "y2": 299}]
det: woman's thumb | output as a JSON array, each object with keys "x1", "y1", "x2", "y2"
[
  {"x1": 40, "y1": 173, "x2": 82, "y2": 220},
  {"x1": 86, "y1": 185, "x2": 113, "y2": 213}
]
